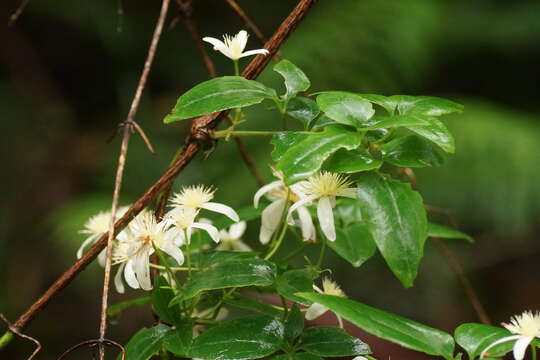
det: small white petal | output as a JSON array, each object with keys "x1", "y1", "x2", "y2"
[
  {"x1": 239, "y1": 49, "x2": 270, "y2": 58},
  {"x1": 317, "y1": 196, "x2": 336, "y2": 241},
  {"x1": 133, "y1": 251, "x2": 152, "y2": 291},
  {"x1": 114, "y1": 263, "x2": 126, "y2": 294},
  {"x1": 124, "y1": 261, "x2": 140, "y2": 290},
  {"x1": 76, "y1": 234, "x2": 99, "y2": 259},
  {"x1": 97, "y1": 248, "x2": 107, "y2": 267},
  {"x1": 259, "y1": 226, "x2": 275, "y2": 245},
  {"x1": 313, "y1": 284, "x2": 323, "y2": 293},
  {"x1": 287, "y1": 195, "x2": 317, "y2": 225},
  {"x1": 229, "y1": 221, "x2": 247, "y2": 239},
  {"x1": 237, "y1": 30, "x2": 248, "y2": 52},
  {"x1": 201, "y1": 202, "x2": 239, "y2": 222},
  {"x1": 513, "y1": 336, "x2": 533, "y2": 360},
  {"x1": 192, "y1": 222, "x2": 220, "y2": 243},
  {"x1": 161, "y1": 239, "x2": 185, "y2": 266},
  {"x1": 260, "y1": 199, "x2": 287, "y2": 244},
  {"x1": 233, "y1": 240, "x2": 252, "y2": 252},
  {"x1": 305, "y1": 303, "x2": 328, "y2": 320},
  {"x1": 336, "y1": 315, "x2": 344, "y2": 328},
  {"x1": 297, "y1": 206, "x2": 316, "y2": 242},
  {"x1": 202, "y1": 37, "x2": 233, "y2": 59},
  {"x1": 253, "y1": 181, "x2": 281, "y2": 208},
  {"x1": 480, "y1": 335, "x2": 521, "y2": 359}
]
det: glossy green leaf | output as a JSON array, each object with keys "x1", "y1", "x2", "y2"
[
  {"x1": 152, "y1": 277, "x2": 181, "y2": 324},
  {"x1": 296, "y1": 294, "x2": 455, "y2": 360},
  {"x1": 190, "y1": 250, "x2": 259, "y2": 269},
  {"x1": 329, "y1": 224, "x2": 377, "y2": 267},
  {"x1": 407, "y1": 118, "x2": 455, "y2": 153},
  {"x1": 393, "y1": 95, "x2": 464, "y2": 116},
  {"x1": 428, "y1": 223, "x2": 474, "y2": 243},
  {"x1": 190, "y1": 315, "x2": 285, "y2": 360},
  {"x1": 356, "y1": 172, "x2": 428, "y2": 287},
  {"x1": 310, "y1": 114, "x2": 338, "y2": 130},
  {"x1": 364, "y1": 114, "x2": 432, "y2": 130},
  {"x1": 122, "y1": 324, "x2": 170, "y2": 360},
  {"x1": 277, "y1": 125, "x2": 361, "y2": 184},
  {"x1": 284, "y1": 305, "x2": 304, "y2": 345},
  {"x1": 164, "y1": 76, "x2": 276, "y2": 123},
  {"x1": 107, "y1": 296, "x2": 151, "y2": 317},
  {"x1": 316, "y1": 92, "x2": 375, "y2": 128},
  {"x1": 272, "y1": 353, "x2": 323, "y2": 360},
  {"x1": 286, "y1": 97, "x2": 320, "y2": 128},
  {"x1": 334, "y1": 198, "x2": 364, "y2": 228},
  {"x1": 299, "y1": 326, "x2": 370, "y2": 357},
  {"x1": 274, "y1": 60, "x2": 310, "y2": 100},
  {"x1": 325, "y1": 148, "x2": 382, "y2": 174},
  {"x1": 271, "y1": 132, "x2": 309, "y2": 162},
  {"x1": 276, "y1": 268, "x2": 316, "y2": 306},
  {"x1": 454, "y1": 323, "x2": 514, "y2": 359},
  {"x1": 359, "y1": 94, "x2": 397, "y2": 114},
  {"x1": 380, "y1": 135, "x2": 445, "y2": 168},
  {"x1": 178, "y1": 259, "x2": 277, "y2": 301},
  {"x1": 163, "y1": 320, "x2": 192, "y2": 357},
  {"x1": 224, "y1": 296, "x2": 283, "y2": 317}
]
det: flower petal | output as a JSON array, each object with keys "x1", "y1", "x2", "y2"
[
  {"x1": 305, "y1": 303, "x2": 328, "y2": 321},
  {"x1": 97, "y1": 248, "x2": 107, "y2": 267},
  {"x1": 287, "y1": 195, "x2": 317, "y2": 225},
  {"x1": 317, "y1": 196, "x2": 336, "y2": 241},
  {"x1": 229, "y1": 221, "x2": 247, "y2": 239},
  {"x1": 202, "y1": 37, "x2": 233, "y2": 59},
  {"x1": 259, "y1": 226, "x2": 274, "y2": 245},
  {"x1": 114, "y1": 263, "x2": 126, "y2": 294},
  {"x1": 76, "y1": 234, "x2": 99, "y2": 259},
  {"x1": 133, "y1": 251, "x2": 152, "y2": 291},
  {"x1": 124, "y1": 261, "x2": 140, "y2": 290},
  {"x1": 253, "y1": 181, "x2": 281, "y2": 208},
  {"x1": 161, "y1": 239, "x2": 185, "y2": 266},
  {"x1": 192, "y1": 222, "x2": 220, "y2": 243},
  {"x1": 297, "y1": 205, "x2": 316, "y2": 242},
  {"x1": 236, "y1": 30, "x2": 248, "y2": 52},
  {"x1": 201, "y1": 202, "x2": 239, "y2": 222},
  {"x1": 480, "y1": 335, "x2": 521, "y2": 359},
  {"x1": 513, "y1": 336, "x2": 533, "y2": 360},
  {"x1": 239, "y1": 49, "x2": 270, "y2": 58},
  {"x1": 260, "y1": 199, "x2": 287, "y2": 244}
]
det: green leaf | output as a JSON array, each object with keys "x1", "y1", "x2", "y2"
[
  {"x1": 122, "y1": 324, "x2": 170, "y2": 360},
  {"x1": 286, "y1": 97, "x2": 320, "y2": 128},
  {"x1": 274, "y1": 60, "x2": 311, "y2": 100},
  {"x1": 316, "y1": 92, "x2": 375, "y2": 128},
  {"x1": 296, "y1": 294, "x2": 455, "y2": 360},
  {"x1": 276, "y1": 268, "x2": 316, "y2": 306},
  {"x1": 190, "y1": 250, "x2": 259, "y2": 269},
  {"x1": 380, "y1": 135, "x2": 445, "y2": 168},
  {"x1": 152, "y1": 277, "x2": 181, "y2": 324},
  {"x1": 284, "y1": 305, "x2": 304, "y2": 345},
  {"x1": 164, "y1": 76, "x2": 276, "y2": 123},
  {"x1": 271, "y1": 132, "x2": 309, "y2": 162},
  {"x1": 277, "y1": 125, "x2": 361, "y2": 184},
  {"x1": 329, "y1": 224, "x2": 377, "y2": 268},
  {"x1": 107, "y1": 296, "x2": 151, "y2": 317},
  {"x1": 454, "y1": 323, "x2": 514, "y2": 359},
  {"x1": 224, "y1": 296, "x2": 283, "y2": 317},
  {"x1": 394, "y1": 95, "x2": 464, "y2": 116},
  {"x1": 364, "y1": 114, "x2": 432, "y2": 130},
  {"x1": 190, "y1": 315, "x2": 285, "y2": 360},
  {"x1": 428, "y1": 223, "x2": 474, "y2": 243},
  {"x1": 299, "y1": 326, "x2": 371, "y2": 357},
  {"x1": 163, "y1": 320, "x2": 193, "y2": 357},
  {"x1": 178, "y1": 259, "x2": 277, "y2": 301},
  {"x1": 325, "y1": 148, "x2": 382, "y2": 174},
  {"x1": 359, "y1": 94, "x2": 397, "y2": 114},
  {"x1": 272, "y1": 353, "x2": 323, "y2": 360},
  {"x1": 310, "y1": 114, "x2": 338, "y2": 130},
  {"x1": 356, "y1": 172, "x2": 428, "y2": 287},
  {"x1": 407, "y1": 118, "x2": 455, "y2": 153}
]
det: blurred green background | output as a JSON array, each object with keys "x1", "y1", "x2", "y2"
[{"x1": 1, "y1": 0, "x2": 539, "y2": 358}]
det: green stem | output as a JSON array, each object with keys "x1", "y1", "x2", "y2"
[
  {"x1": 185, "y1": 234, "x2": 192, "y2": 279},
  {"x1": 265, "y1": 219, "x2": 289, "y2": 260},
  {"x1": 149, "y1": 264, "x2": 199, "y2": 271},
  {"x1": 280, "y1": 241, "x2": 309, "y2": 263},
  {"x1": 0, "y1": 331, "x2": 14, "y2": 350},
  {"x1": 233, "y1": 60, "x2": 240, "y2": 76},
  {"x1": 317, "y1": 240, "x2": 326, "y2": 267},
  {"x1": 532, "y1": 344, "x2": 537, "y2": 360},
  {"x1": 153, "y1": 245, "x2": 180, "y2": 294}
]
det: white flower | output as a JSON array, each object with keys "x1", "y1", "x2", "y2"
[
  {"x1": 114, "y1": 212, "x2": 183, "y2": 292},
  {"x1": 305, "y1": 278, "x2": 346, "y2": 328},
  {"x1": 202, "y1": 30, "x2": 269, "y2": 61},
  {"x1": 288, "y1": 172, "x2": 356, "y2": 241},
  {"x1": 171, "y1": 185, "x2": 239, "y2": 222},
  {"x1": 481, "y1": 311, "x2": 540, "y2": 360},
  {"x1": 165, "y1": 205, "x2": 220, "y2": 244},
  {"x1": 216, "y1": 221, "x2": 251, "y2": 251},
  {"x1": 254, "y1": 171, "x2": 315, "y2": 244},
  {"x1": 77, "y1": 206, "x2": 129, "y2": 265}
]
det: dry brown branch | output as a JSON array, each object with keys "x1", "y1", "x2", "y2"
[
  {"x1": 0, "y1": 314, "x2": 40, "y2": 360},
  {"x1": 3, "y1": 0, "x2": 317, "y2": 341},
  {"x1": 8, "y1": 0, "x2": 29, "y2": 26},
  {"x1": 96, "y1": 1, "x2": 170, "y2": 359},
  {"x1": 224, "y1": 0, "x2": 266, "y2": 42}
]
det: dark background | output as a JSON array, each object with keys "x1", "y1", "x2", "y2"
[{"x1": 1, "y1": 0, "x2": 539, "y2": 358}]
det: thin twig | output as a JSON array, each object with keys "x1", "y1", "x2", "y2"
[
  {"x1": 96, "y1": 1, "x2": 170, "y2": 359},
  {"x1": 8, "y1": 0, "x2": 30, "y2": 26},
  {"x1": 57, "y1": 339, "x2": 125, "y2": 360},
  {"x1": 0, "y1": 314, "x2": 40, "y2": 360},
  {"x1": 4, "y1": 0, "x2": 317, "y2": 341}
]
